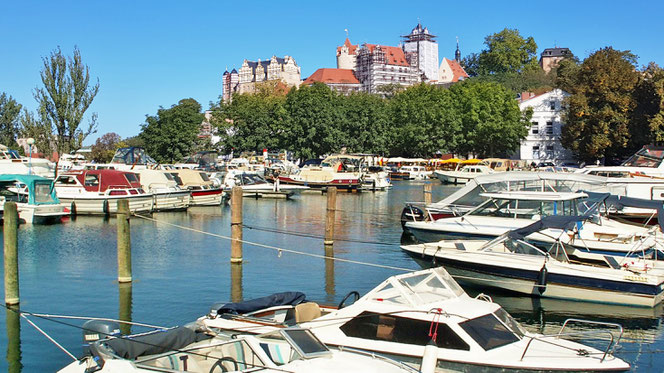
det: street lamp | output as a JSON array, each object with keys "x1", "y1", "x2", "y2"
[{"x1": 26, "y1": 138, "x2": 35, "y2": 175}]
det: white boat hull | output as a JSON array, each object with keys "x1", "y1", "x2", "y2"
[
  {"x1": 189, "y1": 189, "x2": 223, "y2": 206},
  {"x1": 152, "y1": 190, "x2": 190, "y2": 211},
  {"x1": 59, "y1": 195, "x2": 154, "y2": 215}
]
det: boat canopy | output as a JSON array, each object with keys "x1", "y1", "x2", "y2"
[
  {"x1": 60, "y1": 170, "x2": 142, "y2": 192},
  {"x1": 111, "y1": 147, "x2": 156, "y2": 166},
  {"x1": 461, "y1": 158, "x2": 483, "y2": 164},
  {"x1": 0, "y1": 174, "x2": 60, "y2": 205},
  {"x1": 479, "y1": 191, "x2": 588, "y2": 202},
  {"x1": 366, "y1": 267, "x2": 466, "y2": 307},
  {"x1": 211, "y1": 291, "x2": 306, "y2": 315}
]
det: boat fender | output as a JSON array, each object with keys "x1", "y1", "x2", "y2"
[
  {"x1": 420, "y1": 339, "x2": 438, "y2": 373},
  {"x1": 536, "y1": 264, "x2": 548, "y2": 295},
  {"x1": 70, "y1": 201, "x2": 77, "y2": 217},
  {"x1": 103, "y1": 200, "x2": 109, "y2": 215}
]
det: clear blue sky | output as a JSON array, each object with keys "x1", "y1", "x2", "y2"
[{"x1": 1, "y1": 0, "x2": 662, "y2": 145}]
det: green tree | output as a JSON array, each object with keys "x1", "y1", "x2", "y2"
[
  {"x1": 632, "y1": 63, "x2": 664, "y2": 145},
  {"x1": 140, "y1": 98, "x2": 204, "y2": 163},
  {"x1": 460, "y1": 53, "x2": 480, "y2": 77},
  {"x1": 33, "y1": 46, "x2": 99, "y2": 157},
  {"x1": 0, "y1": 93, "x2": 22, "y2": 147},
  {"x1": 341, "y1": 92, "x2": 391, "y2": 154},
  {"x1": 19, "y1": 110, "x2": 53, "y2": 156},
  {"x1": 90, "y1": 132, "x2": 123, "y2": 163},
  {"x1": 450, "y1": 80, "x2": 530, "y2": 157},
  {"x1": 478, "y1": 28, "x2": 539, "y2": 76},
  {"x1": 214, "y1": 89, "x2": 288, "y2": 153},
  {"x1": 560, "y1": 47, "x2": 640, "y2": 162},
  {"x1": 284, "y1": 83, "x2": 345, "y2": 160},
  {"x1": 388, "y1": 84, "x2": 460, "y2": 157}
]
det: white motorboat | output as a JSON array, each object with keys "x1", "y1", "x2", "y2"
[
  {"x1": 434, "y1": 165, "x2": 494, "y2": 184},
  {"x1": 401, "y1": 216, "x2": 664, "y2": 307},
  {"x1": 223, "y1": 169, "x2": 308, "y2": 198},
  {"x1": 405, "y1": 190, "x2": 664, "y2": 257},
  {"x1": 168, "y1": 169, "x2": 223, "y2": 206},
  {"x1": 0, "y1": 174, "x2": 68, "y2": 223},
  {"x1": 201, "y1": 268, "x2": 630, "y2": 372},
  {"x1": 59, "y1": 323, "x2": 417, "y2": 373},
  {"x1": 137, "y1": 169, "x2": 190, "y2": 211},
  {"x1": 276, "y1": 154, "x2": 364, "y2": 191},
  {"x1": 362, "y1": 166, "x2": 392, "y2": 190},
  {"x1": 398, "y1": 165, "x2": 430, "y2": 180},
  {"x1": 0, "y1": 144, "x2": 55, "y2": 178},
  {"x1": 54, "y1": 169, "x2": 154, "y2": 215}
]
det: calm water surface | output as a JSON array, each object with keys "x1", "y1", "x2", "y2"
[{"x1": 1, "y1": 181, "x2": 663, "y2": 371}]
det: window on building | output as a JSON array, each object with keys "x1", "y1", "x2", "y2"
[
  {"x1": 549, "y1": 101, "x2": 556, "y2": 110},
  {"x1": 546, "y1": 144, "x2": 554, "y2": 151},
  {"x1": 532, "y1": 145, "x2": 540, "y2": 159},
  {"x1": 546, "y1": 122, "x2": 553, "y2": 135},
  {"x1": 531, "y1": 122, "x2": 538, "y2": 134}
]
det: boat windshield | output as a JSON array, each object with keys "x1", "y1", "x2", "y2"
[
  {"x1": 236, "y1": 173, "x2": 267, "y2": 185},
  {"x1": 34, "y1": 181, "x2": 56, "y2": 204},
  {"x1": 371, "y1": 268, "x2": 465, "y2": 306},
  {"x1": 459, "y1": 313, "x2": 521, "y2": 350},
  {"x1": 622, "y1": 147, "x2": 664, "y2": 167},
  {"x1": 259, "y1": 328, "x2": 330, "y2": 362},
  {"x1": 468, "y1": 197, "x2": 580, "y2": 219}
]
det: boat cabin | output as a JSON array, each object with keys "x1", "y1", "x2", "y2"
[
  {"x1": 0, "y1": 174, "x2": 60, "y2": 205},
  {"x1": 55, "y1": 169, "x2": 145, "y2": 196},
  {"x1": 168, "y1": 169, "x2": 215, "y2": 190},
  {"x1": 466, "y1": 191, "x2": 587, "y2": 220}
]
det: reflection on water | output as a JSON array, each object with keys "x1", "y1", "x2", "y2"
[
  {"x1": 118, "y1": 283, "x2": 133, "y2": 335},
  {"x1": 3, "y1": 181, "x2": 664, "y2": 371},
  {"x1": 5, "y1": 306, "x2": 21, "y2": 373}
]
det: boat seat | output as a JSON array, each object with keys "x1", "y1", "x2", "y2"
[
  {"x1": 294, "y1": 302, "x2": 321, "y2": 323},
  {"x1": 259, "y1": 342, "x2": 292, "y2": 365}
]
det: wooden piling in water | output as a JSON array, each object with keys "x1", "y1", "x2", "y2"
[
  {"x1": 324, "y1": 187, "x2": 337, "y2": 247},
  {"x1": 4, "y1": 202, "x2": 19, "y2": 305},
  {"x1": 230, "y1": 262, "x2": 243, "y2": 303},
  {"x1": 424, "y1": 183, "x2": 432, "y2": 205},
  {"x1": 231, "y1": 186, "x2": 243, "y2": 263},
  {"x1": 117, "y1": 199, "x2": 132, "y2": 283}
]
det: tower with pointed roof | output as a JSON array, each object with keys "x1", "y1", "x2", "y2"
[
  {"x1": 401, "y1": 23, "x2": 439, "y2": 82},
  {"x1": 455, "y1": 37, "x2": 461, "y2": 63},
  {"x1": 337, "y1": 38, "x2": 358, "y2": 70}
]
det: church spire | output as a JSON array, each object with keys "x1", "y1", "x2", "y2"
[{"x1": 455, "y1": 36, "x2": 461, "y2": 62}]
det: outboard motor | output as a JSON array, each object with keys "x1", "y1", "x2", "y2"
[
  {"x1": 82, "y1": 320, "x2": 121, "y2": 356},
  {"x1": 400, "y1": 205, "x2": 426, "y2": 228}
]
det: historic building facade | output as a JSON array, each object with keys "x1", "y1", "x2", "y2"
[
  {"x1": 438, "y1": 57, "x2": 468, "y2": 84},
  {"x1": 401, "y1": 23, "x2": 439, "y2": 82},
  {"x1": 355, "y1": 44, "x2": 420, "y2": 94},
  {"x1": 222, "y1": 55, "x2": 300, "y2": 102},
  {"x1": 301, "y1": 68, "x2": 361, "y2": 94},
  {"x1": 539, "y1": 47, "x2": 572, "y2": 73},
  {"x1": 518, "y1": 89, "x2": 574, "y2": 164}
]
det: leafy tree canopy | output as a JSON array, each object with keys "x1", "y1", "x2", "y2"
[
  {"x1": 560, "y1": 47, "x2": 640, "y2": 162},
  {"x1": 140, "y1": 98, "x2": 204, "y2": 163},
  {"x1": 478, "y1": 28, "x2": 539, "y2": 76},
  {"x1": 33, "y1": 46, "x2": 99, "y2": 156},
  {"x1": 90, "y1": 132, "x2": 124, "y2": 163},
  {"x1": 0, "y1": 93, "x2": 22, "y2": 148}
]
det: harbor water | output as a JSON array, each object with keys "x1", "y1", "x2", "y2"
[{"x1": 1, "y1": 181, "x2": 663, "y2": 371}]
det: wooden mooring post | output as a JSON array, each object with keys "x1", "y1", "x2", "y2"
[
  {"x1": 117, "y1": 199, "x2": 132, "y2": 283},
  {"x1": 118, "y1": 282, "x2": 133, "y2": 335},
  {"x1": 424, "y1": 183, "x2": 432, "y2": 205},
  {"x1": 324, "y1": 187, "x2": 337, "y2": 247},
  {"x1": 231, "y1": 186, "x2": 243, "y2": 263},
  {"x1": 4, "y1": 202, "x2": 19, "y2": 305}
]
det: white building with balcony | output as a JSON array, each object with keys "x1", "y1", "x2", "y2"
[{"x1": 518, "y1": 89, "x2": 575, "y2": 165}]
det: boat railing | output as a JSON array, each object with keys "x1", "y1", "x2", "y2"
[{"x1": 520, "y1": 318, "x2": 623, "y2": 363}]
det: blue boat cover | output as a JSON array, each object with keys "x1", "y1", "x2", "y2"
[
  {"x1": 215, "y1": 292, "x2": 306, "y2": 315},
  {"x1": 583, "y1": 191, "x2": 664, "y2": 231},
  {"x1": 104, "y1": 326, "x2": 205, "y2": 360},
  {"x1": 507, "y1": 215, "x2": 588, "y2": 240}
]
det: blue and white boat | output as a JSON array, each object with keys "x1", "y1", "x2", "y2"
[
  {"x1": 402, "y1": 216, "x2": 664, "y2": 307},
  {"x1": 0, "y1": 174, "x2": 68, "y2": 224}
]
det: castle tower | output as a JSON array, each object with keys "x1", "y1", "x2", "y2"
[
  {"x1": 401, "y1": 23, "x2": 439, "y2": 82},
  {"x1": 337, "y1": 38, "x2": 358, "y2": 70},
  {"x1": 455, "y1": 37, "x2": 461, "y2": 63}
]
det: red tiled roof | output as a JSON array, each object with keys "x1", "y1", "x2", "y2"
[
  {"x1": 302, "y1": 68, "x2": 360, "y2": 85},
  {"x1": 364, "y1": 44, "x2": 410, "y2": 67},
  {"x1": 336, "y1": 38, "x2": 358, "y2": 56},
  {"x1": 444, "y1": 58, "x2": 469, "y2": 82}
]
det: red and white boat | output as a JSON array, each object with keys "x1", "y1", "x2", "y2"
[
  {"x1": 276, "y1": 155, "x2": 364, "y2": 191},
  {"x1": 167, "y1": 169, "x2": 223, "y2": 206},
  {"x1": 54, "y1": 169, "x2": 154, "y2": 215}
]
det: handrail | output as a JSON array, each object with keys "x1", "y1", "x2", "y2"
[{"x1": 520, "y1": 318, "x2": 623, "y2": 363}]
